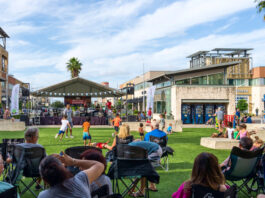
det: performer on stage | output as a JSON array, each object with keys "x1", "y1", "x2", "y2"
[{"x1": 63, "y1": 104, "x2": 74, "y2": 138}]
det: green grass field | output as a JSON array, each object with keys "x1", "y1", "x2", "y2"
[{"x1": 1, "y1": 128, "x2": 232, "y2": 198}]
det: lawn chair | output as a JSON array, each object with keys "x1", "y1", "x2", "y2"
[
  {"x1": 223, "y1": 146, "x2": 263, "y2": 196},
  {"x1": 91, "y1": 184, "x2": 109, "y2": 198},
  {"x1": 11, "y1": 145, "x2": 46, "y2": 198},
  {"x1": 191, "y1": 184, "x2": 237, "y2": 198},
  {"x1": 107, "y1": 144, "x2": 160, "y2": 198},
  {"x1": 0, "y1": 186, "x2": 17, "y2": 198},
  {"x1": 149, "y1": 135, "x2": 174, "y2": 171},
  {"x1": 65, "y1": 146, "x2": 102, "y2": 175}
]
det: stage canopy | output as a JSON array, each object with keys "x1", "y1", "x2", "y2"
[{"x1": 32, "y1": 77, "x2": 123, "y2": 97}]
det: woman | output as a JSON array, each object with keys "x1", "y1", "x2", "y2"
[
  {"x1": 80, "y1": 149, "x2": 113, "y2": 196},
  {"x1": 104, "y1": 124, "x2": 132, "y2": 150},
  {"x1": 38, "y1": 153, "x2": 104, "y2": 198},
  {"x1": 172, "y1": 152, "x2": 227, "y2": 198}
]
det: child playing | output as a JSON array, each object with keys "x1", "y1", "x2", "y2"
[
  {"x1": 139, "y1": 123, "x2": 145, "y2": 140},
  {"x1": 112, "y1": 113, "x2": 121, "y2": 135},
  {"x1": 91, "y1": 138, "x2": 111, "y2": 149},
  {"x1": 82, "y1": 117, "x2": 91, "y2": 146},
  {"x1": 55, "y1": 115, "x2": 72, "y2": 141},
  {"x1": 160, "y1": 114, "x2": 165, "y2": 131},
  {"x1": 225, "y1": 122, "x2": 234, "y2": 139},
  {"x1": 167, "y1": 123, "x2": 173, "y2": 134},
  {"x1": 235, "y1": 124, "x2": 250, "y2": 140},
  {"x1": 147, "y1": 107, "x2": 152, "y2": 120},
  {"x1": 233, "y1": 126, "x2": 240, "y2": 140}
]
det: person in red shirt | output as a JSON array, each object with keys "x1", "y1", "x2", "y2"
[
  {"x1": 106, "y1": 100, "x2": 112, "y2": 110},
  {"x1": 112, "y1": 114, "x2": 121, "y2": 135},
  {"x1": 147, "y1": 107, "x2": 152, "y2": 121}
]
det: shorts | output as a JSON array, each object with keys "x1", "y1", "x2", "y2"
[
  {"x1": 140, "y1": 133, "x2": 144, "y2": 137},
  {"x1": 58, "y1": 130, "x2": 65, "y2": 135},
  {"x1": 83, "y1": 132, "x2": 91, "y2": 140},
  {"x1": 68, "y1": 121, "x2": 73, "y2": 129},
  {"x1": 114, "y1": 126, "x2": 119, "y2": 132}
]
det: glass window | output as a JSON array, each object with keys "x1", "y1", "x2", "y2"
[
  {"x1": 1, "y1": 56, "x2": 6, "y2": 71},
  {"x1": 175, "y1": 79, "x2": 190, "y2": 85},
  {"x1": 191, "y1": 76, "x2": 207, "y2": 85},
  {"x1": 208, "y1": 73, "x2": 224, "y2": 85},
  {"x1": 156, "y1": 81, "x2": 171, "y2": 88}
]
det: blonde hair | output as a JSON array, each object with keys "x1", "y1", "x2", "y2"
[
  {"x1": 118, "y1": 124, "x2": 130, "y2": 139},
  {"x1": 254, "y1": 136, "x2": 264, "y2": 145}
]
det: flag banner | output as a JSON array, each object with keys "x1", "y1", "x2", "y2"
[
  {"x1": 146, "y1": 86, "x2": 156, "y2": 112},
  {"x1": 11, "y1": 84, "x2": 20, "y2": 115}
]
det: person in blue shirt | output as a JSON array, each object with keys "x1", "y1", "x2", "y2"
[
  {"x1": 246, "y1": 116, "x2": 252, "y2": 123},
  {"x1": 235, "y1": 108, "x2": 241, "y2": 126},
  {"x1": 144, "y1": 123, "x2": 167, "y2": 141},
  {"x1": 167, "y1": 123, "x2": 173, "y2": 134}
]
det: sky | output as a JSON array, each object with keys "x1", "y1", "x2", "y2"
[{"x1": 0, "y1": 0, "x2": 265, "y2": 91}]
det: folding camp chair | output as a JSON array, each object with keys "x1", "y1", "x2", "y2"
[
  {"x1": 1, "y1": 138, "x2": 25, "y2": 183},
  {"x1": 0, "y1": 186, "x2": 17, "y2": 198},
  {"x1": 149, "y1": 135, "x2": 174, "y2": 171},
  {"x1": 107, "y1": 144, "x2": 159, "y2": 198},
  {"x1": 65, "y1": 146, "x2": 102, "y2": 175},
  {"x1": 11, "y1": 145, "x2": 46, "y2": 198},
  {"x1": 191, "y1": 184, "x2": 237, "y2": 198},
  {"x1": 91, "y1": 184, "x2": 109, "y2": 198},
  {"x1": 223, "y1": 146, "x2": 263, "y2": 196}
]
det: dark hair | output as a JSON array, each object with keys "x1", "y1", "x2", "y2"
[
  {"x1": 116, "y1": 113, "x2": 119, "y2": 117},
  {"x1": 139, "y1": 123, "x2": 143, "y2": 127},
  {"x1": 184, "y1": 152, "x2": 225, "y2": 192},
  {"x1": 39, "y1": 155, "x2": 73, "y2": 187},
  {"x1": 86, "y1": 117, "x2": 90, "y2": 122},
  {"x1": 63, "y1": 114, "x2": 68, "y2": 119},
  {"x1": 227, "y1": 122, "x2": 232, "y2": 128},
  {"x1": 239, "y1": 123, "x2": 247, "y2": 129},
  {"x1": 239, "y1": 137, "x2": 253, "y2": 150},
  {"x1": 80, "y1": 150, "x2": 106, "y2": 173}
]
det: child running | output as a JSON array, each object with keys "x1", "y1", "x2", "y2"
[
  {"x1": 139, "y1": 123, "x2": 145, "y2": 140},
  {"x1": 167, "y1": 123, "x2": 173, "y2": 134},
  {"x1": 55, "y1": 115, "x2": 72, "y2": 141},
  {"x1": 82, "y1": 117, "x2": 91, "y2": 146},
  {"x1": 112, "y1": 113, "x2": 121, "y2": 135}
]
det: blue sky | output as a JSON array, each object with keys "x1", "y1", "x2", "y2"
[{"x1": 0, "y1": 0, "x2": 265, "y2": 90}]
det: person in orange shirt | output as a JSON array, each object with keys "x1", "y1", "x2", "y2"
[
  {"x1": 82, "y1": 117, "x2": 91, "y2": 146},
  {"x1": 112, "y1": 114, "x2": 121, "y2": 135}
]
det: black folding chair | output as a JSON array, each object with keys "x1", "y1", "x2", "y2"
[
  {"x1": 149, "y1": 135, "x2": 174, "y2": 171},
  {"x1": 11, "y1": 145, "x2": 46, "y2": 198},
  {"x1": 223, "y1": 147, "x2": 263, "y2": 196},
  {"x1": 107, "y1": 144, "x2": 159, "y2": 198},
  {"x1": 191, "y1": 184, "x2": 237, "y2": 198},
  {"x1": 0, "y1": 186, "x2": 17, "y2": 198},
  {"x1": 116, "y1": 136, "x2": 134, "y2": 145},
  {"x1": 91, "y1": 184, "x2": 109, "y2": 198}
]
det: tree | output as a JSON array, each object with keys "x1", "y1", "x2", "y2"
[
  {"x1": 237, "y1": 99, "x2": 248, "y2": 112},
  {"x1": 66, "y1": 57, "x2": 82, "y2": 78},
  {"x1": 51, "y1": 101, "x2": 65, "y2": 109},
  {"x1": 256, "y1": 0, "x2": 265, "y2": 19}
]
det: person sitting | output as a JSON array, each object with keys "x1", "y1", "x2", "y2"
[
  {"x1": 220, "y1": 137, "x2": 253, "y2": 169},
  {"x1": 246, "y1": 116, "x2": 252, "y2": 123},
  {"x1": 38, "y1": 153, "x2": 104, "y2": 198},
  {"x1": 0, "y1": 155, "x2": 20, "y2": 197},
  {"x1": 235, "y1": 124, "x2": 250, "y2": 140},
  {"x1": 251, "y1": 136, "x2": 264, "y2": 151},
  {"x1": 128, "y1": 140, "x2": 162, "y2": 196},
  {"x1": 144, "y1": 123, "x2": 167, "y2": 142},
  {"x1": 104, "y1": 124, "x2": 132, "y2": 150},
  {"x1": 80, "y1": 149, "x2": 113, "y2": 196},
  {"x1": 172, "y1": 152, "x2": 227, "y2": 198},
  {"x1": 225, "y1": 122, "x2": 234, "y2": 139}
]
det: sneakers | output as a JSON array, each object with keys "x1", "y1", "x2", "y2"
[
  {"x1": 65, "y1": 136, "x2": 69, "y2": 138},
  {"x1": 55, "y1": 134, "x2": 58, "y2": 139},
  {"x1": 70, "y1": 136, "x2": 74, "y2": 138}
]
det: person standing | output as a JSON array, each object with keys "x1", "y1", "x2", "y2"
[
  {"x1": 216, "y1": 107, "x2": 224, "y2": 130},
  {"x1": 147, "y1": 108, "x2": 152, "y2": 121},
  {"x1": 106, "y1": 100, "x2": 112, "y2": 110},
  {"x1": 3, "y1": 107, "x2": 11, "y2": 120},
  {"x1": 235, "y1": 108, "x2": 241, "y2": 126},
  {"x1": 256, "y1": 107, "x2": 259, "y2": 116},
  {"x1": 63, "y1": 104, "x2": 73, "y2": 138},
  {"x1": 112, "y1": 114, "x2": 121, "y2": 135}
]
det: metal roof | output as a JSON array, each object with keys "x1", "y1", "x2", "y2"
[
  {"x1": 0, "y1": 27, "x2": 9, "y2": 38},
  {"x1": 186, "y1": 51, "x2": 209, "y2": 58},
  {"x1": 32, "y1": 77, "x2": 123, "y2": 97},
  {"x1": 148, "y1": 61, "x2": 241, "y2": 82},
  {"x1": 212, "y1": 48, "x2": 253, "y2": 52}
]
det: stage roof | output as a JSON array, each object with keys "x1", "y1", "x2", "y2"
[{"x1": 32, "y1": 77, "x2": 123, "y2": 97}]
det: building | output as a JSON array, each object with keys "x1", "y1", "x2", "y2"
[
  {"x1": 95, "y1": 82, "x2": 115, "y2": 107},
  {"x1": 147, "y1": 48, "x2": 257, "y2": 124},
  {"x1": 119, "y1": 71, "x2": 169, "y2": 111}
]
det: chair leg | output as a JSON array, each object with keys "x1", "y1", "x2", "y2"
[
  {"x1": 20, "y1": 178, "x2": 38, "y2": 198},
  {"x1": 145, "y1": 178, "x2": 149, "y2": 198}
]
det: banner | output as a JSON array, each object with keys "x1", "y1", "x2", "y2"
[
  {"x1": 146, "y1": 86, "x2": 156, "y2": 111},
  {"x1": 11, "y1": 84, "x2": 20, "y2": 115}
]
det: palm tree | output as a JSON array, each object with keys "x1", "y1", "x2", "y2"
[
  {"x1": 66, "y1": 57, "x2": 82, "y2": 78},
  {"x1": 256, "y1": 0, "x2": 265, "y2": 20}
]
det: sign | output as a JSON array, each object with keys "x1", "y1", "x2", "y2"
[
  {"x1": 10, "y1": 84, "x2": 20, "y2": 115},
  {"x1": 146, "y1": 86, "x2": 156, "y2": 111},
  {"x1": 72, "y1": 100, "x2": 84, "y2": 105}
]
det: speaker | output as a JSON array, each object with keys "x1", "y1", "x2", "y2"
[{"x1": 22, "y1": 88, "x2": 30, "y2": 97}]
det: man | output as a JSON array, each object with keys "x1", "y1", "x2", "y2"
[
  {"x1": 144, "y1": 123, "x2": 167, "y2": 142},
  {"x1": 63, "y1": 104, "x2": 73, "y2": 138},
  {"x1": 106, "y1": 100, "x2": 112, "y2": 110},
  {"x1": 235, "y1": 108, "x2": 241, "y2": 126},
  {"x1": 216, "y1": 107, "x2": 224, "y2": 130}
]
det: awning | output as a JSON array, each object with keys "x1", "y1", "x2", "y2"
[{"x1": 182, "y1": 99, "x2": 229, "y2": 103}]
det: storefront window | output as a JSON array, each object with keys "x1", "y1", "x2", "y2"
[
  {"x1": 156, "y1": 81, "x2": 171, "y2": 88},
  {"x1": 208, "y1": 73, "x2": 224, "y2": 85},
  {"x1": 134, "y1": 82, "x2": 152, "y2": 91},
  {"x1": 175, "y1": 79, "x2": 190, "y2": 85},
  {"x1": 154, "y1": 88, "x2": 171, "y2": 115}
]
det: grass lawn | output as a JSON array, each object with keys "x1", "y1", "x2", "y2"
[{"x1": 0, "y1": 127, "x2": 232, "y2": 198}]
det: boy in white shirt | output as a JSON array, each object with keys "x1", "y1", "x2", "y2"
[
  {"x1": 225, "y1": 122, "x2": 234, "y2": 139},
  {"x1": 55, "y1": 115, "x2": 72, "y2": 141}
]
